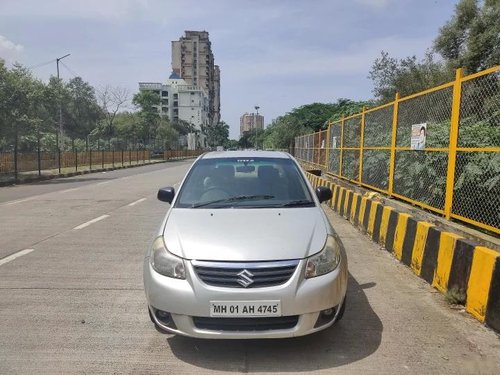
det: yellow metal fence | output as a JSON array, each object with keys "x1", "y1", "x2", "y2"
[{"x1": 295, "y1": 66, "x2": 500, "y2": 234}]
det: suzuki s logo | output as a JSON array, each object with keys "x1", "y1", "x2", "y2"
[{"x1": 237, "y1": 269, "x2": 254, "y2": 287}]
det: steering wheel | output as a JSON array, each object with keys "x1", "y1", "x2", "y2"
[{"x1": 200, "y1": 186, "x2": 231, "y2": 201}]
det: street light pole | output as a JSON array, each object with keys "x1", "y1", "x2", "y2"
[
  {"x1": 56, "y1": 53, "x2": 70, "y2": 151},
  {"x1": 254, "y1": 105, "x2": 260, "y2": 150}
]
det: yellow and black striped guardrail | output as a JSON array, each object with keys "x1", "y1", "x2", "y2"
[{"x1": 305, "y1": 171, "x2": 500, "y2": 333}]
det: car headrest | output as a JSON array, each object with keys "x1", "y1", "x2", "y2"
[
  {"x1": 258, "y1": 166, "x2": 279, "y2": 179},
  {"x1": 214, "y1": 165, "x2": 235, "y2": 179}
]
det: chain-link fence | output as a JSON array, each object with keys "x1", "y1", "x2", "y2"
[
  {"x1": 393, "y1": 85, "x2": 453, "y2": 211},
  {"x1": 452, "y1": 69, "x2": 500, "y2": 231},
  {"x1": 294, "y1": 66, "x2": 500, "y2": 235}
]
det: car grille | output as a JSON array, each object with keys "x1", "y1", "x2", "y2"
[
  {"x1": 193, "y1": 316, "x2": 299, "y2": 331},
  {"x1": 191, "y1": 259, "x2": 300, "y2": 288}
]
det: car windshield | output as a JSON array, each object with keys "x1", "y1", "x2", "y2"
[{"x1": 175, "y1": 157, "x2": 315, "y2": 208}]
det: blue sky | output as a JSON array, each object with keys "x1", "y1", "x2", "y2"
[{"x1": 0, "y1": 0, "x2": 457, "y2": 138}]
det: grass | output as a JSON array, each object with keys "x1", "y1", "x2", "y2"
[{"x1": 445, "y1": 287, "x2": 466, "y2": 305}]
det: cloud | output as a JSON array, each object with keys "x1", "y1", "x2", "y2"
[{"x1": 0, "y1": 35, "x2": 24, "y2": 62}]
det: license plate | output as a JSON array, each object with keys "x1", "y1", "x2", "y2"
[{"x1": 210, "y1": 300, "x2": 281, "y2": 317}]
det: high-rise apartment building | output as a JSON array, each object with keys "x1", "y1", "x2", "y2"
[
  {"x1": 240, "y1": 113, "x2": 264, "y2": 137},
  {"x1": 214, "y1": 65, "x2": 220, "y2": 125},
  {"x1": 171, "y1": 31, "x2": 220, "y2": 126}
]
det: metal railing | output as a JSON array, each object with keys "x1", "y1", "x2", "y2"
[
  {"x1": 0, "y1": 136, "x2": 204, "y2": 184},
  {"x1": 164, "y1": 149, "x2": 205, "y2": 160},
  {"x1": 294, "y1": 66, "x2": 500, "y2": 235}
]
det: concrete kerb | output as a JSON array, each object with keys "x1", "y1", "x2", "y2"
[
  {"x1": 0, "y1": 157, "x2": 196, "y2": 187},
  {"x1": 304, "y1": 169, "x2": 500, "y2": 333}
]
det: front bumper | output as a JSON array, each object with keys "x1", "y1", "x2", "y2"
[{"x1": 143, "y1": 257, "x2": 348, "y2": 339}]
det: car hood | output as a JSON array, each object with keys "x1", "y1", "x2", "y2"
[{"x1": 163, "y1": 207, "x2": 328, "y2": 261}]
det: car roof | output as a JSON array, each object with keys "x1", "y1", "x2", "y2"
[{"x1": 201, "y1": 150, "x2": 291, "y2": 159}]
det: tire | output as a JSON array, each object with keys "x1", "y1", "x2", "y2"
[
  {"x1": 148, "y1": 307, "x2": 155, "y2": 323},
  {"x1": 336, "y1": 296, "x2": 346, "y2": 322}
]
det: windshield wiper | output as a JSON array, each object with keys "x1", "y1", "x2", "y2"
[
  {"x1": 279, "y1": 200, "x2": 315, "y2": 207},
  {"x1": 192, "y1": 195, "x2": 275, "y2": 208}
]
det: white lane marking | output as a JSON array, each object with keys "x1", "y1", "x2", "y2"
[
  {"x1": 127, "y1": 198, "x2": 147, "y2": 207},
  {"x1": 4, "y1": 197, "x2": 36, "y2": 206},
  {"x1": 61, "y1": 187, "x2": 81, "y2": 193},
  {"x1": 0, "y1": 249, "x2": 35, "y2": 266},
  {"x1": 73, "y1": 215, "x2": 110, "y2": 230},
  {"x1": 96, "y1": 181, "x2": 112, "y2": 185}
]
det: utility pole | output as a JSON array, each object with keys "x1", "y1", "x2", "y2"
[
  {"x1": 56, "y1": 54, "x2": 70, "y2": 150},
  {"x1": 254, "y1": 105, "x2": 260, "y2": 150}
]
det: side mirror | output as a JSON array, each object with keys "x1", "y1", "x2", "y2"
[
  {"x1": 158, "y1": 187, "x2": 175, "y2": 203},
  {"x1": 316, "y1": 186, "x2": 332, "y2": 203}
]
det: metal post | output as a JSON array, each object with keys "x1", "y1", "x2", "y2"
[
  {"x1": 326, "y1": 121, "x2": 331, "y2": 171},
  {"x1": 358, "y1": 107, "x2": 366, "y2": 184},
  {"x1": 73, "y1": 138, "x2": 77, "y2": 172},
  {"x1": 121, "y1": 139, "x2": 124, "y2": 167},
  {"x1": 14, "y1": 126, "x2": 18, "y2": 182},
  {"x1": 129, "y1": 140, "x2": 132, "y2": 166},
  {"x1": 37, "y1": 129, "x2": 41, "y2": 177},
  {"x1": 89, "y1": 137, "x2": 92, "y2": 171},
  {"x1": 97, "y1": 138, "x2": 100, "y2": 169},
  {"x1": 388, "y1": 93, "x2": 400, "y2": 196},
  {"x1": 444, "y1": 68, "x2": 464, "y2": 219},
  {"x1": 56, "y1": 131, "x2": 61, "y2": 174},
  {"x1": 111, "y1": 139, "x2": 114, "y2": 168},
  {"x1": 255, "y1": 105, "x2": 260, "y2": 149},
  {"x1": 56, "y1": 54, "x2": 70, "y2": 152},
  {"x1": 319, "y1": 131, "x2": 322, "y2": 166},
  {"x1": 339, "y1": 117, "x2": 345, "y2": 177}
]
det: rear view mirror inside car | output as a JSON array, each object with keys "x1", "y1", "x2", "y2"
[{"x1": 236, "y1": 165, "x2": 255, "y2": 173}]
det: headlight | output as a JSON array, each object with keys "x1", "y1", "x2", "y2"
[
  {"x1": 150, "y1": 236, "x2": 186, "y2": 279},
  {"x1": 305, "y1": 235, "x2": 341, "y2": 278}
]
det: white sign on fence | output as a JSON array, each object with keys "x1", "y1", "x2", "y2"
[{"x1": 411, "y1": 123, "x2": 427, "y2": 150}]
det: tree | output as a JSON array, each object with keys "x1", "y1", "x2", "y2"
[
  {"x1": 97, "y1": 85, "x2": 129, "y2": 139},
  {"x1": 369, "y1": 0, "x2": 499, "y2": 103},
  {"x1": 0, "y1": 62, "x2": 47, "y2": 151},
  {"x1": 369, "y1": 51, "x2": 452, "y2": 103},
  {"x1": 156, "y1": 117, "x2": 179, "y2": 150},
  {"x1": 171, "y1": 118, "x2": 194, "y2": 136},
  {"x1": 262, "y1": 117, "x2": 305, "y2": 150},
  {"x1": 64, "y1": 77, "x2": 102, "y2": 139},
  {"x1": 261, "y1": 99, "x2": 370, "y2": 150},
  {"x1": 225, "y1": 139, "x2": 239, "y2": 150},
  {"x1": 434, "y1": 0, "x2": 500, "y2": 73},
  {"x1": 206, "y1": 121, "x2": 229, "y2": 147},
  {"x1": 113, "y1": 111, "x2": 142, "y2": 139},
  {"x1": 132, "y1": 90, "x2": 160, "y2": 142},
  {"x1": 238, "y1": 131, "x2": 254, "y2": 149}
]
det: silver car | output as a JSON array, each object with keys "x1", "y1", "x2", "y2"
[{"x1": 143, "y1": 151, "x2": 348, "y2": 339}]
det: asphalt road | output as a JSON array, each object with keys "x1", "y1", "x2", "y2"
[{"x1": 0, "y1": 162, "x2": 499, "y2": 374}]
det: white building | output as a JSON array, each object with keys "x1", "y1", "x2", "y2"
[{"x1": 139, "y1": 72, "x2": 209, "y2": 149}]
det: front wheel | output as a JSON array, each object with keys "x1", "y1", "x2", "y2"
[{"x1": 336, "y1": 296, "x2": 346, "y2": 322}]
